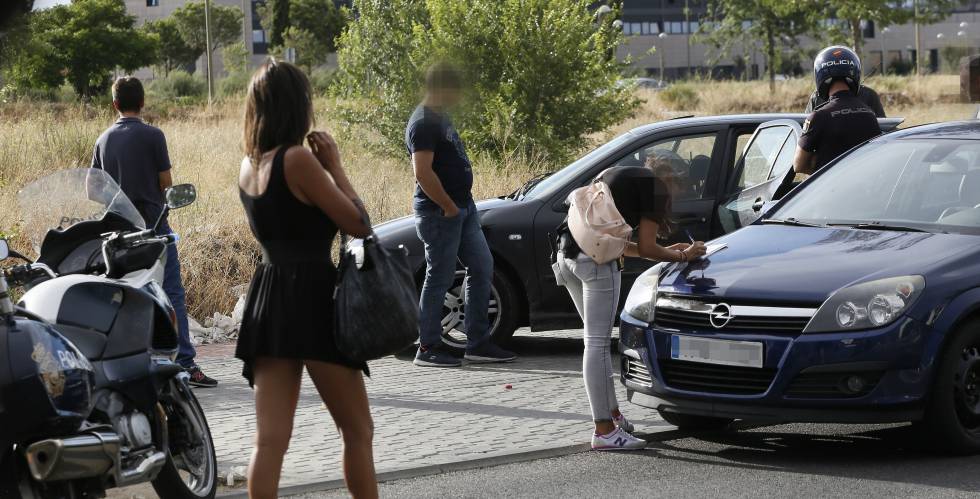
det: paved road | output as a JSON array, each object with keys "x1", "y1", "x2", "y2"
[
  {"x1": 193, "y1": 329, "x2": 667, "y2": 488},
  {"x1": 295, "y1": 423, "x2": 980, "y2": 498}
]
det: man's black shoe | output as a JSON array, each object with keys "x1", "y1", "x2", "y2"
[{"x1": 186, "y1": 366, "x2": 218, "y2": 387}]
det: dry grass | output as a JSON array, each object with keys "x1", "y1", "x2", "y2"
[{"x1": 0, "y1": 75, "x2": 974, "y2": 320}]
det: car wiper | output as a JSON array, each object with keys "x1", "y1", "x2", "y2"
[
  {"x1": 511, "y1": 172, "x2": 552, "y2": 200},
  {"x1": 760, "y1": 217, "x2": 824, "y2": 227},
  {"x1": 830, "y1": 222, "x2": 930, "y2": 233}
]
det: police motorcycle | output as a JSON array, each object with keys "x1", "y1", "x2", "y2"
[{"x1": 0, "y1": 168, "x2": 217, "y2": 498}]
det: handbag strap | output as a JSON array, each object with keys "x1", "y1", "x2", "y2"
[{"x1": 338, "y1": 199, "x2": 375, "y2": 260}]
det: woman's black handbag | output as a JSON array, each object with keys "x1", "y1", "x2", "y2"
[{"x1": 334, "y1": 234, "x2": 419, "y2": 362}]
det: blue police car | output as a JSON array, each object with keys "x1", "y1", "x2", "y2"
[{"x1": 619, "y1": 121, "x2": 980, "y2": 453}]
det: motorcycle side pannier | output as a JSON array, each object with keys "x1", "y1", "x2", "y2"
[{"x1": 0, "y1": 319, "x2": 95, "y2": 445}]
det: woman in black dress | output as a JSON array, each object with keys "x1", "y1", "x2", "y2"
[{"x1": 236, "y1": 60, "x2": 376, "y2": 498}]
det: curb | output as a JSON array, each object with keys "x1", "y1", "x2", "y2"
[{"x1": 217, "y1": 423, "x2": 689, "y2": 498}]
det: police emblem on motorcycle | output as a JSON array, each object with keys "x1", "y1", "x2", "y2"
[
  {"x1": 31, "y1": 342, "x2": 65, "y2": 398},
  {"x1": 709, "y1": 303, "x2": 734, "y2": 329}
]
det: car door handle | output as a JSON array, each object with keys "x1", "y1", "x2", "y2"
[{"x1": 751, "y1": 198, "x2": 765, "y2": 212}]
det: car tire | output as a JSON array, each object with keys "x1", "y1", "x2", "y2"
[
  {"x1": 659, "y1": 410, "x2": 734, "y2": 431},
  {"x1": 916, "y1": 318, "x2": 980, "y2": 455},
  {"x1": 425, "y1": 267, "x2": 521, "y2": 350}
]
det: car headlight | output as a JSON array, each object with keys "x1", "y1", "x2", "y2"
[
  {"x1": 623, "y1": 263, "x2": 665, "y2": 324},
  {"x1": 803, "y1": 275, "x2": 925, "y2": 333}
]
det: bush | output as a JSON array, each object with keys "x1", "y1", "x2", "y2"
[
  {"x1": 218, "y1": 71, "x2": 251, "y2": 97},
  {"x1": 309, "y1": 67, "x2": 335, "y2": 95},
  {"x1": 333, "y1": 0, "x2": 637, "y2": 163},
  {"x1": 886, "y1": 58, "x2": 915, "y2": 76},
  {"x1": 147, "y1": 71, "x2": 206, "y2": 101},
  {"x1": 659, "y1": 84, "x2": 701, "y2": 110}
]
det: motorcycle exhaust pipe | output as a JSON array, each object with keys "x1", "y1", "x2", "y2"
[{"x1": 24, "y1": 432, "x2": 121, "y2": 482}]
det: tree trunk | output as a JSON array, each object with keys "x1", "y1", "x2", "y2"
[
  {"x1": 850, "y1": 18, "x2": 863, "y2": 54},
  {"x1": 766, "y1": 28, "x2": 776, "y2": 93}
]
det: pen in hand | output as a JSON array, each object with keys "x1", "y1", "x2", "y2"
[{"x1": 684, "y1": 229, "x2": 696, "y2": 245}]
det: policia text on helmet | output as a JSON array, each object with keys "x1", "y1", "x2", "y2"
[{"x1": 793, "y1": 46, "x2": 882, "y2": 176}]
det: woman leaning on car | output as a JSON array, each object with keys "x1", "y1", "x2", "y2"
[{"x1": 556, "y1": 155, "x2": 707, "y2": 451}]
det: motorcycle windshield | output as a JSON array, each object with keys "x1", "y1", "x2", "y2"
[{"x1": 17, "y1": 169, "x2": 146, "y2": 254}]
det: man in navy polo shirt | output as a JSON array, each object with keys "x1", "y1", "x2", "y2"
[
  {"x1": 91, "y1": 76, "x2": 217, "y2": 387},
  {"x1": 406, "y1": 63, "x2": 516, "y2": 367}
]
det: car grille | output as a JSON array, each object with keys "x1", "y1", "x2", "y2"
[
  {"x1": 659, "y1": 359, "x2": 777, "y2": 395},
  {"x1": 655, "y1": 308, "x2": 811, "y2": 332},
  {"x1": 653, "y1": 295, "x2": 816, "y2": 335},
  {"x1": 785, "y1": 371, "x2": 883, "y2": 399},
  {"x1": 622, "y1": 357, "x2": 653, "y2": 386}
]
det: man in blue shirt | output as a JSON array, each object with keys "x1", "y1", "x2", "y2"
[
  {"x1": 406, "y1": 63, "x2": 516, "y2": 367},
  {"x1": 91, "y1": 76, "x2": 217, "y2": 387}
]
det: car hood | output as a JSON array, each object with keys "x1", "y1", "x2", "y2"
[{"x1": 661, "y1": 225, "x2": 977, "y2": 305}]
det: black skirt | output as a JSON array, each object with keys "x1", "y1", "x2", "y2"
[{"x1": 234, "y1": 262, "x2": 369, "y2": 387}]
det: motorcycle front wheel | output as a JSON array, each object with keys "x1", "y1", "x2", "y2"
[{"x1": 152, "y1": 378, "x2": 218, "y2": 499}]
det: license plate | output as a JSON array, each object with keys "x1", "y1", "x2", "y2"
[{"x1": 670, "y1": 335, "x2": 764, "y2": 368}]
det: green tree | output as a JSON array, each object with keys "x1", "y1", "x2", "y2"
[
  {"x1": 826, "y1": 0, "x2": 957, "y2": 55},
  {"x1": 262, "y1": 0, "x2": 291, "y2": 48},
  {"x1": 288, "y1": 0, "x2": 346, "y2": 53},
  {"x1": 334, "y1": 0, "x2": 636, "y2": 161},
  {"x1": 276, "y1": 27, "x2": 325, "y2": 72},
  {"x1": 172, "y1": 1, "x2": 243, "y2": 66},
  {"x1": 700, "y1": 0, "x2": 822, "y2": 92},
  {"x1": 144, "y1": 17, "x2": 197, "y2": 76},
  {"x1": 222, "y1": 41, "x2": 251, "y2": 74},
  {"x1": 258, "y1": 0, "x2": 347, "y2": 60},
  {"x1": 4, "y1": 0, "x2": 157, "y2": 97}
]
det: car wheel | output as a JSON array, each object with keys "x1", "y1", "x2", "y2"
[
  {"x1": 438, "y1": 268, "x2": 520, "y2": 349},
  {"x1": 917, "y1": 318, "x2": 980, "y2": 454},
  {"x1": 659, "y1": 410, "x2": 734, "y2": 431}
]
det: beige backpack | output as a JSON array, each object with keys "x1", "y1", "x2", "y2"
[{"x1": 566, "y1": 171, "x2": 632, "y2": 264}]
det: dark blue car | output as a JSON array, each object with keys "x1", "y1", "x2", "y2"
[{"x1": 619, "y1": 121, "x2": 980, "y2": 453}]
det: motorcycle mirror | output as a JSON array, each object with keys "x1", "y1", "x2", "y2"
[
  {"x1": 0, "y1": 240, "x2": 8, "y2": 260},
  {"x1": 165, "y1": 184, "x2": 197, "y2": 210}
]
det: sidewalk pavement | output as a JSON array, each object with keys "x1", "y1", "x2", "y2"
[{"x1": 192, "y1": 329, "x2": 669, "y2": 493}]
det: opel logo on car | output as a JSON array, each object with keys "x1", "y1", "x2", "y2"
[{"x1": 709, "y1": 303, "x2": 734, "y2": 329}]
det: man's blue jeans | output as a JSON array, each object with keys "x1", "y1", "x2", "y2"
[
  {"x1": 163, "y1": 238, "x2": 196, "y2": 368},
  {"x1": 415, "y1": 200, "x2": 493, "y2": 350}
]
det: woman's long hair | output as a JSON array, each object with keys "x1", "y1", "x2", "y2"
[
  {"x1": 243, "y1": 59, "x2": 314, "y2": 164},
  {"x1": 643, "y1": 155, "x2": 677, "y2": 238}
]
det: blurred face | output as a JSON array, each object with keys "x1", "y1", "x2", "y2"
[{"x1": 430, "y1": 86, "x2": 463, "y2": 108}]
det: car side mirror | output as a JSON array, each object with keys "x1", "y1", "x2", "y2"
[
  {"x1": 165, "y1": 184, "x2": 197, "y2": 210},
  {"x1": 0, "y1": 240, "x2": 8, "y2": 261}
]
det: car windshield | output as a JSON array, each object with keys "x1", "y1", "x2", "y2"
[
  {"x1": 17, "y1": 168, "x2": 145, "y2": 254},
  {"x1": 521, "y1": 132, "x2": 635, "y2": 200},
  {"x1": 772, "y1": 139, "x2": 980, "y2": 235}
]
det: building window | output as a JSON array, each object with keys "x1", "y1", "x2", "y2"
[
  {"x1": 668, "y1": 21, "x2": 684, "y2": 34},
  {"x1": 252, "y1": 30, "x2": 265, "y2": 43},
  {"x1": 147, "y1": 0, "x2": 159, "y2": 6}
]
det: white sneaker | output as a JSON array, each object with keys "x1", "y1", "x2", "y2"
[
  {"x1": 591, "y1": 427, "x2": 647, "y2": 451},
  {"x1": 614, "y1": 414, "x2": 634, "y2": 433}
]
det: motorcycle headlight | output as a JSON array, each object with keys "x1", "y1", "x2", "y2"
[
  {"x1": 803, "y1": 275, "x2": 924, "y2": 333},
  {"x1": 623, "y1": 263, "x2": 665, "y2": 324}
]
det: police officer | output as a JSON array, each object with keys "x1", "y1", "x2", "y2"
[
  {"x1": 794, "y1": 46, "x2": 882, "y2": 175},
  {"x1": 805, "y1": 82, "x2": 886, "y2": 118}
]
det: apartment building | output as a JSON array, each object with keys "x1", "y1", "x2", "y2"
[{"x1": 617, "y1": 0, "x2": 980, "y2": 79}]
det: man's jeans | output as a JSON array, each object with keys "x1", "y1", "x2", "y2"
[
  {"x1": 415, "y1": 200, "x2": 493, "y2": 350},
  {"x1": 163, "y1": 238, "x2": 196, "y2": 368}
]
